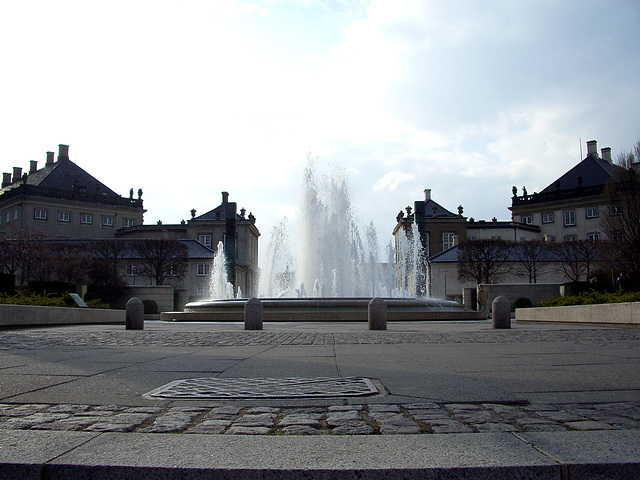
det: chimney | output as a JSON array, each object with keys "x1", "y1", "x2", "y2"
[
  {"x1": 424, "y1": 189, "x2": 431, "y2": 201},
  {"x1": 29, "y1": 160, "x2": 38, "y2": 173},
  {"x1": 12, "y1": 167, "x2": 22, "y2": 183},
  {"x1": 586, "y1": 140, "x2": 597, "y2": 157},
  {"x1": 2, "y1": 172, "x2": 11, "y2": 188},
  {"x1": 601, "y1": 147, "x2": 612, "y2": 163},
  {"x1": 222, "y1": 191, "x2": 229, "y2": 204},
  {"x1": 58, "y1": 144, "x2": 69, "y2": 161},
  {"x1": 46, "y1": 151, "x2": 55, "y2": 165}
]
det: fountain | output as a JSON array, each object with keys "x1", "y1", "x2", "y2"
[{"x1": 161, "y1": 158, "x2": 484, "y2": 322}]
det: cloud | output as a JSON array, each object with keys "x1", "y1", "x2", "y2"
[
  {"x1": 1, "y1": 0, "x2": 639, "y2": 262},
  {"x1": 373, "y1": 171, "x2": 415, "y2": 192}
]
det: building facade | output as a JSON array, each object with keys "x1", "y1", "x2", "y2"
[
  {"x1": 509, "y1": 140, "x2": 624, "y2": 243},
  {"x1": 395, "y1": 140, "x2": 624, "y2": 300},
  {"x1": 117, "y1": 191, "x2": 260, "y2": 301},
  {"x1": 0, "y1": 145, "x2": 145, "y2": 239},
  {"x1": 0, "y1": 144, "x2": 260, "y2": 309}
]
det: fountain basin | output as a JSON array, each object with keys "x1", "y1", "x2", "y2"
[{"x1": 160, "y1": 297, "x2": 486, "y2": 322}]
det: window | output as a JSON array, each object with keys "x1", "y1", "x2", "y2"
[
  {"x1": 586, "y1": 207, "x2": 599, "y2": 219},
  {"x1": 102, "y1": 216, "x2": 114, "y2": 227},
  {"x1": 564, "y1": 211, "x2": 576, "y2": 226},
  {"x1": 610, "y1": 205, "x2": 622, "y2": 216},
  {"x1": 123, "y1": 218, "x2": 135, "y2": 228},
  {"x1": 491, "y1": 235, "x2": 502, "y2": 240},
  {"x1": 442, "y1": 232, "x2": 455, "y2": 251},
  {"x1": 126, "y1": 265, "x2": 138, "y2": 275},
  {"x1": 542, "y1": 212, "x2": 554, "y2": 224},
  {"x1": 197, "y1": 264, "x2": 210, "y2": 276},
  {"x1": 58, "y1": 211, "x2": 70, "y2": 223},
  {"x1": 168, "y1": 266, "x2": 178, "y2": 276},
  {"x1": 196, "y1": 286, "x2": 206, "y2": 297},
  {"x1": 34, "y1": 209, "x2": 47, "y2": 220},
  {"x1": 564, "y1": 234, "x2": 577, "y2": 242},
  {"x1": 80, "y1": 214, "x2": 93, "y2": 224},
  {"x1": 5, "y1": 212, "x2": 9, "y2": 223},
  {"x1": 522, "y1": 216, "x2": 533, "y2": 225},
  {"x1": 198, "y1": 234, "x2": 212, "y2": 248},
  {"x1": 13, "y1": 209, "x2": 18, "y2": 220},
  {"x1": 587, "y1": 232, "x2": 600, "y2": 242}
]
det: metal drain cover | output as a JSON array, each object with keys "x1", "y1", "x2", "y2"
[{"x1": 144, "y1": 376, "x2": 379, "y2": 399}]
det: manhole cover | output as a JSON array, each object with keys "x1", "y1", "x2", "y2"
[{"x1": 144, "y1": 376, "x2": 379, "y2": 399}]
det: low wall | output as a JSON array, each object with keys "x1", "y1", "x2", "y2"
[
  {"x1": 481, "y1": 283, "x2": 561, "y2": 309},
  {"x1": 0, "y1": 304, "x2": 125, "y2": 327},
  {"x1": 516, "y1": 302, "x2": 640, "y2": 328},
  {"x1": 127, "y1": 286, "x2": 174, "y2": 317}
]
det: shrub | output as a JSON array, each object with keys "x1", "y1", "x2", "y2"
[
  {"x1": 539, "y1": 290, "x2": 640, "y2": 307},
  {"x1": 143, "y1": 299, "x2": 158, "y2": 314},
  {"x1": 29, "y1": 281, "x2": 76, "y2": 296},
  {"x1": 0, "y1": 292, "x2": 72, "y2": 307},
  {"x1": 0, "y1": 291, "x2": 109, "y2": 309},
  {"x1": 512, "y1": 297, "x2": 533, "y2": 311}
]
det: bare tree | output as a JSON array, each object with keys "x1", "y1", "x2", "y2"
[
  {"x1": 512, "y1": 240, "x2": 549, "y2": 283},
  {"x1": 457, "y1": 239, "x2": 513, "y2": 284},
  {"x1": 132, "y1": 239, "x2": 188, "y2": 286},
  {"x1": 615, "y1": 139, "x2": 640, "y2": 170},
  {"x1": 88, "y1": 239, "x2": 131, "y2": 287},
  {"x1": 550, "y1": 240, "x2": 601, "y2": 283},
  {"x1": 0, "y1": 228, "x2": 47, "y2": 286},
  {"x1": 43, "y1": 242, "x2": 89, "y2": 284},
  {"x1": 601, "y1": 144, "x2": 640, "y2": 275}
]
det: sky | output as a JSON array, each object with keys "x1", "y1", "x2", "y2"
[{"x1": 2, "y1": 0, "x2": 639, "y2": 263}]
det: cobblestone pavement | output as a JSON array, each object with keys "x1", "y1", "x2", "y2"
[
  {"x1": 1, "y1": 401, "x2": 639, "y2": 435},
  {"x1": 1, "y1": 326, "x2": 639, "y2": 349}
]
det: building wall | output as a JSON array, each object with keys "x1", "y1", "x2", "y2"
[
  {"x1": 423, "y1": 220, "x2": 467, "y2": 256},
  {"x1": 511, "y1": 197, "x2": 607, "y2": 242},
  {"x1": 467, "y1": 222, "x2": 541, "y2": 242},
  {"x1": 0, "y1": 195, "x2": 143, "y2": 239},
  {"x1": 427, "y1": 261, "x2": 568, "y2": 302},
  {"x1": 127, "y1": 285, "x2": 175, "y2": 313}
]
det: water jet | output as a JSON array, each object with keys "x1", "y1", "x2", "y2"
[{"x1": 161, "y1": 158, "x2": 484, "y2": 322}]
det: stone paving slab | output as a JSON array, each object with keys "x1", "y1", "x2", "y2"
[
  {"x1": 0, "y1": 321, "x2": 639, "y2": 478},
  {"x1": 4, "y1": 430, "x2": 562, "y2": 480},
  {"x1": 2, "y1": 429, "x2": 639, "y2": 480},
  {"x1": 1, "y1": 401, "x2": 639, "y2": 435}
]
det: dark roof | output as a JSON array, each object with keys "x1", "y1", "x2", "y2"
[
  {"x1": 35, "y1": 238, "x2": 214, "y2": 260},
  {"x1": 511, "y1": 153, "x2": 625, "y2": 208},
  {"x1": 540, "y1": 154, "x2": 623, "y2": 194},
  {"x1": 423, "y1": 199, "x2": 459, "y2": 218},
  {"x1": 1, "y1": 158, "x2": 120, "y2": 197},
  {"x1": 429, "y1": 243, "x2": 562, "y2": 263},
  {"x1": 429, "y1": 245, "x2": 460, "y2": 262},
  {"x1": 193, "y1": 204, "x2": 246, "y2": 222},
  {"x1": 120, "y1": 239, "x2": 214, "y2": 260},
  {"x1": 193, "y1": 204, "x2": 229, "y2": 221},
  {"x1": 181, "y1": 239, "x2": 215, "y2": 259}
]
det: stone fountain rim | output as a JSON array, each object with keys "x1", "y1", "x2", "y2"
[{"x1": 184, "y1": 297, "x2": 464, "y2": 311}]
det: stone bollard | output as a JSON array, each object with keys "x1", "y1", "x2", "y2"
[
  {"x1": 492, "y1": 296, "x2": 511, "y2": 329},
  {"x1": 126, "y1": 297, "x2": 144, "y2": 330},
  {"x1": 244, "y1": 297, "x2": 263, "y2": 330},
  {"x1": 368, "y1": 297, "x2": 387, "y2": 330}
]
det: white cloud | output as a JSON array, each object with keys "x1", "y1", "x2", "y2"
[
  {"x1": 1, "y1": 0, "x2": 639, "y2": 263},
  {"x1": 372, "y1": 171, "x2": 415, "y2": 192}
]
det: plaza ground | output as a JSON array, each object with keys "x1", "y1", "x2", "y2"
[{"x1": 1, "y1": 320, "x2": 639, "y2": 479}]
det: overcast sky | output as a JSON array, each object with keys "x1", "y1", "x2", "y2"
[{"x1": 2, "y1": 0, "x2": 639, "y2": 261}]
